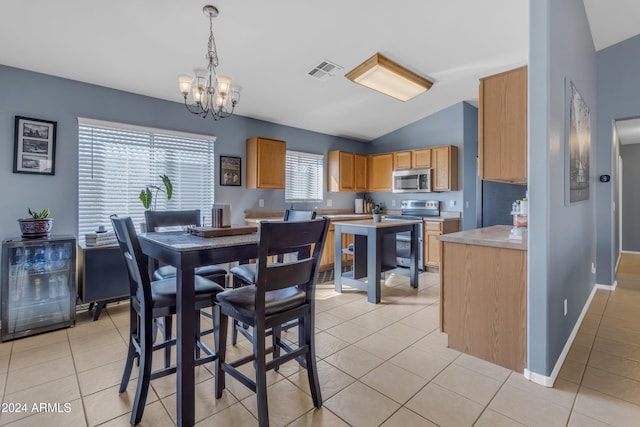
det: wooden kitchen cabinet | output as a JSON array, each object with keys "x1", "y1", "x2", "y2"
[
  {"x1": 354, "y1": 154, "x2": 368, "y2": 192},
  {"x1": 393, "y1": 151, "x2": 413, "y2": 170},
  {"x1": 432, "y1": 145, "x2": 458, "y2": 191},
  {"x1": 412, "y1": 148, "x2": 432, "y2": 169},
  {"x1": 478, "y1": 66, "x2": 528, "y2": 184},
  {"x1": 368, "y1": 153, "x2": 393, "y2": 192},
  {"x1": 320, "y1": 223, "x2": 335, "y2": 270},
  {"x1": 246, "y1": 137, "x2": 286, "y2": 189},
  {"x1": 423, "y1": 219, "x2": 459, "y2": 269},
  {"x1": 328, "y1": 151, "x2": 368, "y2": 192}
]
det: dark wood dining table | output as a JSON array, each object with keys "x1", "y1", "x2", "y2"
[{"x1": 138, "y1": 230, "x2": 258, "y2": 427}]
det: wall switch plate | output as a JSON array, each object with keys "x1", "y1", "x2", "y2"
[
  {"x1": 564, "y1": 299, "x2": 568, "y2": 316},
  {"x1": 591, "y1": 262, "x2": 596, "y2": 274},
  {"x1": 326, "y1": 199, "x2": 332, "y2": 207},
  {"x1": 258, "y1": 199, "x2": 264, "y2": 208},
  {"x1": 449, "y1": 200, "x2": 456, "y2": 207},
  {"x1": 465, "y1": 201, "x2": 469, "y2": 209}
]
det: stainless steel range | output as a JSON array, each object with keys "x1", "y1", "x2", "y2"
[{"x1": 384, "y1": 200, "x2": 441, "y2": 270}]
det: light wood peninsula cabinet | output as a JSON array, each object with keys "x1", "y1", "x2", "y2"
[
  {"x1": 423, "y1": 219, "x2": 459, "y2": 269},
  {"x1": 432, "y1": 145, "x2": 458, "y2": 191},
  {"x1": 328, "y1": 151, "x2": 367, "y2": 193},
  {"x1": 368, "y1": 153, "x2": 393, "y2": 192},
  {"x1": 478, "y1": 66, "x2": 527, "y2": 184},
  {"x1": 439, "y1": 226, "x2": 527, "y2": 372},
  {"x1": 246, "y1": 137, "x2": 286, "y2": 189}
]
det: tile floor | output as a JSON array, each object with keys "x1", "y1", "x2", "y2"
[{"x1": 0, "y1": 270, "x2": 639, "y2": 426}]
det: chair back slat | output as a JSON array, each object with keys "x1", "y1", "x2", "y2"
[
  {"x1": 254, "y1": 218, "x2": 329, "y2": 305},
  {"x1": 145, "y1": 209, "x2": 201, "y2": 231},
  {"x1": 111, "y1": 215, "x2": 152, "y2": 303},
  {"x1": 264, "y1": 259, "x2": 315, "y2": 291},
  {"x1": 283, "y1": 209, "x2": 316, "y2": 221}
]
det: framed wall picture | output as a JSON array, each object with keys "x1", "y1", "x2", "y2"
[
  {"x1": 220, "y1": 155, "x2": 241, "y2": 186},
  {"x1": 13, "y1": 116, "x2": 57, "y2": 175},
  {"x1": 565, "y1": 80, "x2": 591, "y2": 205}
]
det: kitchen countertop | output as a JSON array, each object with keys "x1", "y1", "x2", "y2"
[
  {"x1": 437, "y1": 225, "x2": 527, "y2": 250},
  {"x1": 333, "y1": 218, "x2": 421, "y2": 229},
  {"x1": 245, "y1": 214, "x2": 372, "y2": 224}
]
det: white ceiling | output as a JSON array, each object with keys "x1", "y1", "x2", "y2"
[{"x1": 0, "y1": 1, "x2": 638, "y2": 142}]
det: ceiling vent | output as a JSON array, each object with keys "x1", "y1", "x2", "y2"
[{"x1": 307, "y1": 59, "x2": 343, "y2": 81}]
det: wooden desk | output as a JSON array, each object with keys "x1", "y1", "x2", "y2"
[
  {"x1": 138, "y1": 231, "x2": 258, "y2": 427},
  {"x1": 333, "y1": 219, "x2": 420, "y2": 303}
]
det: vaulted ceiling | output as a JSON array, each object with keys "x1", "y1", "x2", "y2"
[{"x1": 0, "y1": 1, "x2": 638, "y2": 141}]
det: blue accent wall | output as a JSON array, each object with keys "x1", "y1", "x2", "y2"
[
  {"x1": 366, "y1": 102, "x2": 477, "y2": 228},
  {"x1": 0, "y1": 65, "x2": 365, "y2": 240},
  {"x1": 596, "y1": 34, "x2": 640, "y2": 282},
  {"x1": 529, "y1": 0, "x2": 597, "y2": 376}
]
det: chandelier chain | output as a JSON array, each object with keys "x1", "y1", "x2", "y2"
[{"x1": 207, "y1": 14, "x2": 219, "y2": 69}]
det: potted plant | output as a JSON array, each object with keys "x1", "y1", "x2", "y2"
[
  {"x1": 372, "y1": 204, "x2": 384, "y2": 223},
  {"x1": 18, "y1": 208, "x2": 54, "y2": 238},
  {"x1": 140, "y1": 174, "x2": 173, "y2": 210}
]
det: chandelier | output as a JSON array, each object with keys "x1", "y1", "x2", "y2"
[{"x1": 178, "y1": 5, "x2": 240, "y2": 120}]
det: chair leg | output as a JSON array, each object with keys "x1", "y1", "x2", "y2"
[
  {"x1": 164, "y1": 315, "x2": 172, "y2": 368},
  {"x1": 119, "y1": 337, "x2": 137, "y2": 393},
  {"x1": 253, "y1": 321, "x2": 269, "y2": 427},
  {"x1": 131, "y1": 309, "x2": 154, "y2": 425},
  {"x1": 195, "y1": 312, "x2": 201, "y2": 358},
  {"x1": 301, "y1": 315, "x2": 322, "y2": 408},
  {"x1": 272, "y1": 324, "x2": 281, "y2": 368},
  {"x1": 214, "y1": 309, "x2": 228, "y2": 399}
]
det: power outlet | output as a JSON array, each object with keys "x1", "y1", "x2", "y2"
[
  {"x1": 258, "y1": 199, "x2": 264, "y2": 208},
  {"x1": 326, "y1": 199, "x2": 332, "y2": 207},
  {"x1": 564, "y1": 299, "x2": 568, "y2": 316},
  {"x1": 449, "y1": 200, "x2": 456, "y2": 207},
  {"x1": 591, "y1": 262, "x2": 596, "y2": 274}
]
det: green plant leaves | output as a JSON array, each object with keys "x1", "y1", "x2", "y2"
[
  {"x1": 161, "y1": 174, "x2": 173, "y2": 200},
  {"x1": 139, "y1": 188, "x2": 152, "y2": 210},
  {"x1": 28, "y1": 208, "x2": 49, "y2": 219}
]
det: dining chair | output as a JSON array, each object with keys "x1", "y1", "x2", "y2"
[
  {"x1": 144, "y1": 209, "x2": 227, "y2": 287},
  {"x1": 229, "y1": 209, "x2": 316, "y2": 344},
  {"x1": 214, "y1": 217, "x2": 330, "y2": 427},
  {"x1": 111, "y1": 215, "x2": 225, "y2": 425}
]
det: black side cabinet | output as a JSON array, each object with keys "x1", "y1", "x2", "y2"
[{"x1": 77, "y1": 243, "x2": 129, "y2": 320}]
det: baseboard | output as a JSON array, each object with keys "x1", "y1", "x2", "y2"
[
  {"x1": 621, "y1": 250, "x2": 640, "y2": 255},
  {"x1": 597, "y1": 281, "x2": 617, "y2": 291},
  {"x1": 525, "y1": 283, "x2": 599, "y2": 388}
]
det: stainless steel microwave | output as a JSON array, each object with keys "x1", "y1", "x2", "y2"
[{"x1": 392, "y1": 168, "x2": 432, "y2": 193}]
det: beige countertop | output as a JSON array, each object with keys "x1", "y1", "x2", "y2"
[
  {"x1": 437, "y1": 225, "x2": 527, "y2": 250},
  {"x1": 333, "y1": 218, "x2": 421, "y2": 229},
  {"x1": 245, "y1": 214, "x2": 372, "y2": 224}
]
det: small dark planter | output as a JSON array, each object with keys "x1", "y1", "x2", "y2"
[{"x1": 18, "y1": 218, "x2": 54, "y2": 238}]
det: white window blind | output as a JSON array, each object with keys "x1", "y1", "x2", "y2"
[
  {"x1": 78, "y1": 118, "x2": 215, "y2": 239},
  {"x1": 285, "y1": 150, "x2": 324, "y2": 202}
]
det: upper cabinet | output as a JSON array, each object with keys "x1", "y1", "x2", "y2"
[
  {"x1": 432, "y1": 146, "x2": 458, "y2": 191},
  {"x1": 368, "y1": 153, "x2": 393, "y2": 192},
  {"x1": 393, "y1": 151, "x2": 413, "y2": 170},
  {"x1": 353, "y1": 154, "x2": 368, "y2": 192},
  {"x1": 412, "y1": 148, "x2": 432, "y2": 169},
  {"x1": 478, "y1": 66, "x2": 528, "y2": 184},
  {"x1": 328, "y1": 151, "x2": 367, "y2": 193},
  {"x1": 246, "y1": 137, "x2": 286, "y2": 189}
]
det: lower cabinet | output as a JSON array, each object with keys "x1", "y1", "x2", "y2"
[
  {"x1": 319, "y1": 219, "x2": 367, "y2": 271},
  {"x1": 423, "y1": 220, "x2": 460, "y2": 269}
]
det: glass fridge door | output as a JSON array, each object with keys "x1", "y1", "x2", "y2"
[{"x1": 3, "y1": 238, "x2": 75, "y2": 340}]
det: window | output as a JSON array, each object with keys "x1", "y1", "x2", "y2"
[
  {"x1": 285, "y1": 150, "x2": 324, "y2": 202},
  {"x1": 78, "y1": 118, "x2": 215, "y2": 239}
]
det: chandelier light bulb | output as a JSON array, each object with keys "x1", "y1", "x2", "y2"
[{"x1": 178, "y1": 74, "x2": 193, "y2": 95}]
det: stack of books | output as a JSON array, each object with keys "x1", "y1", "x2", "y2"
[{"x1": 85, "y1": 231, "x2": 117, "y2": 246}]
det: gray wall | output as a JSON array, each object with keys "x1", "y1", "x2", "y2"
[
  {"x1": 366, "y1": 102, "x2": 476, "y2": 227},
  {"x1": 528, "y1": 0, "x2": 597, "y2": 376},
  {"x1": 0, "y1": 65, "x2": 365, "y2": 241},
  {"x1": 596, "y1": 34, "x2": 640, "y2": 281},
  {"x1": 482, "y1": 181, "x2": 527, "y2": 227},
  {"x1": 620, "y1": 143, "x2": 640, "y2": 251}
]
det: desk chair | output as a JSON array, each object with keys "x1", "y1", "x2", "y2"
[
  {"x1": 144, "y1": 209, "x2": 227, "y2": 287},
  {"x1": 229, "y1": 209, "x2": 316, "y2": 344},
  {"x1": 214, "y1": 218, "x2": 330, "y2": 427},
  {"x1": 111, "y1": 215, "x2": 225, "y2": 425}
]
